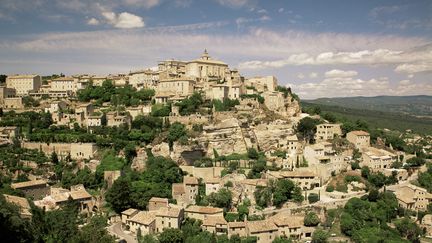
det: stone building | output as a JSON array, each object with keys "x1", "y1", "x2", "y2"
[
  {"x1": 245, "y1": 76, "x2": 277, "y2": 92},
  {"x1": 228, "y1": 221, "x2": 247, "y2": 238},
  {"x1": 361, "y1": 147, "x2": 397, "y2": 171},
  {"x1": 347, "y1": 130, "x2": 370, "y2": 149},
  {"x1": 155, "y1": 206, "x2": 184, "y2": 233},
  {"x1": 51, "y1": 77, "x2": 77, "y2": 94},
  {"x1": 172, "y1": 176, "x2": 199, "y2": 206},
  {"x1": 315, "y1": 123, "x2": 342, "y2": 142},
  {"x1": 127, "y1": 211, "x2": 157, "y2": 235},
  {"x1": 266, "y1": 170, "x2": 320, "y2": 190},
  {"x1": 391, "y1": 184, "x2": 432, "y2": 211},
  {"x1": 202, "y1": 215, "x2": 228, "y2": 235},
  {"x1": 148, "y1": 197, "x2": 169, "y2": 211},
  {"x1": 6, "y1": 74, "x2": 42, "y2": 96},
  {"x1": 184, "y1": 205, "x2": 224, "y2": 221},
  {"x1": 246, "y1": 220, "x2": 279, "y2": 243},
  {"x1": 11, "y1": 179, "x2": 49, "y2": 200}
]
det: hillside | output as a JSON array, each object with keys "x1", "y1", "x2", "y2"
[
  {"x1": 301, "y1": 101, "x2": 432, "y2": 134},
  {"x1": 305, "y1": 95, "x2": 432, "y2": 117}
]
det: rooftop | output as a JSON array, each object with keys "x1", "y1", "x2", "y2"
[
  {"x1": 185, "y1": 205, "x2": 223, "y2": 214},
  {"x1": 11, "y1": 179, "x2": 47, "y2": 189},
  {"x1": 128, "y1": 211, "x2": 156, "y2": 225},
  {"x1": 183, "y1": 176, "x2": 199, "y2": 185},
  {"x1": 349, "y1": 130, "x2": 370, "y2": 136},
  {"x1": 247, "y1": 220, "x2": 278, "y2": 233},
  {"x1": 156, "y1": 207, "x2": 182, "y2": 218},
  {"x1": 122, "y1": 208, "x2": 139, "y2": 216},
  {"x1": 202, "y1": 215, "x2": 227, "y2": 226}
]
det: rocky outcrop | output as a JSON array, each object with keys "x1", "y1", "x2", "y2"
[{"x1": 199, "y1": 118, "x2": 248, "y2": 158}]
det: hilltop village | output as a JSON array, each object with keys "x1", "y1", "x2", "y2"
[{"x1": 1, "y1": 51, "x2": 432, "y2": 243}]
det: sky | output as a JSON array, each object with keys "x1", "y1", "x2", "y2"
[{"x1": 0, "y1": 0, "x2": 431, "y2": 99}]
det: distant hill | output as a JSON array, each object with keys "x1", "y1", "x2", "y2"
[
  {"x1": 301, "y1": 100, "x2": 432, "y2": 135},
  {"x1": 305, "y1": 95, "x2": 432, "y2": 117}
]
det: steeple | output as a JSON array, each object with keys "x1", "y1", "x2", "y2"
[{"x1": 201, "y1": 49, "x2": 210, "y2": 60}]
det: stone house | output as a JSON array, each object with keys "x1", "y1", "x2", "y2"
[
  {"x1": 270, "y1": 213, "x2": 304, "y2": 240},
  {"x1": 106, "y1": 112, "x2": 131, "y2": 128},
  {"x1": 361, "y1": 147, "x2": 397, "y2": 171},
  {"x1": 228, "y1": 221, "x2": 247, "y2": 238},
  {"x1": 266, "y1": 170, "x2": 320, "y2": 190},
  {"x1": 121, "y1": 208, "x2": 139, "y2": 224},
  {"x1": 184, "y1": 205, "x2": 224, "y2": 221},
  {"x1": 11, "y1": 179, "x2": 49, "y2": 200},
  {"x1": 347, "y1": 130, "x2": 370, "y2": 149},
  {"x1": 205, "y1": 177, "x2": 221, "y2": 196},
  {"x1": 44, "y1": 101, "x2": 68, "y2": 114},
  {"x1": 172, "y1": 176, "x2": 199, "y2": 206},
  {"x1": 127, "y1": 211, "x2": 157, "y2": 235},
  {"x1": 202, "y1": 215, "x2": 228, "y2": 235},
  {"x1": 246, "y1": 220, "x2": 279, "y2": 243},
  {"x1": 0, "y1": 126, "x2": 19, "y2": 140},
  {"x1": 315, "y1": 123, "x2": 342, "y2": 142},
  {"x1": 155, "y1": 206, "x2": 184, "y2": 233},
  {"x1": 391, "y1": 184, "x2": 432, "y2": 211},
  {"x1": 6, "y1": 74, "x2": 42, "y2": 96},
  {"x1": 148, "y1": 197, "x2": 169, "y2": 211},
  {"x1": 70, "y1": 143, "x2": 98, "y2": 160},
  {"x1": 86, "y1": 115, "x2": 103, "y2": 127}
]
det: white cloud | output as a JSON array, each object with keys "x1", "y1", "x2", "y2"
[
  {"x1": 399, "y1": 79, "x2": 411, "y2": 85},
  {"x1": 259, "y1": 15, "x2": 271, "y2": 22},
  {"x1": 394, "y1": 62, "x2": 432, "y2": 74},
  {"x1": 257, "y1": 9, "x2": 267, "y2": 14},
  {"x1": 278, "y1": 8, "x2": 284, "y2": 13},
  {"x1": 291, "y1": 77, "x2": 432, "y2": 99},
  {"x1": 121, "y1": 0, "x2": 161, "y2": 9},
  {"x1": 324, "y1": 69, "x2": 358, "y2": 78},
  {"x1": 238, "y1": 42, "x2": 432, "y2": 71},
  {"x1": 102, "y1": 11, "x2": 144, "y2": 29},
  {"x1": 87, "y1": 17, "x2": 99, "y2": 26},
  {"x1": 297, "y1": 73, "x2": 305, "y2": 79},
  {"x1": 309, "y1": 72, "x2": 318, "y2": 78},
  {"x1": 215, "y1": 0, "x2": 255, "y2": 8}
]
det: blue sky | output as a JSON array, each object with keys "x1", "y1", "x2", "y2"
[{"x1": 0, "y1": 0, "x2": 431, "y2": 98}]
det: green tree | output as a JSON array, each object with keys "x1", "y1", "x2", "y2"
[
  {"x1": 295, "y1": 117, "x2": 320, "y2": 142},
  {"x1": 158, "y1": 228, "x2": 184, "y2": 243},
  {"x1": 71, "y1": 215, "x2": 115, "y2": 243},
  {"x1": 208, "y1": 188, "x2": 232, "y2": 209},
  {"x1": 105, "y1": 177, "x2": 133, "y2": 213},
  {"x1": 395, "y1": 217, "x2": 423, "y2": 242},
  {"x1": 308, "y1": 193, "x2": 319, "y2": 204},
  {"x1": 312, "y1": 229, "x2": 329, "y2": 243},
  {"x1": 304, "y1": 211, "x2": 320, "y2": 226},
  {"x1": 272, "y1": 236, "x2": 292, "y2": 243},
  {"x1": 51, "y1": 151, "x2": 59, "y2": 164}
]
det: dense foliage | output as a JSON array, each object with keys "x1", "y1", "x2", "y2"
[
  {"x1": 339, "y1": 191, "x2": 414, "y2": 242},
  {"x1": 106, "y1": 156, "x2": 183, "y2": 213},
  {"x1": 77, "y1": 80, "x2": 154, "y2": 106}
]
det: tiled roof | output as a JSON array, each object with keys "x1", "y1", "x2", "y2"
[
  {"x1": 202, "y1": 215, "x2": 227, "y2": 226},
  {"x1": 122, "y1": 208, "x2": 139, "y2": 216},
  {"x1": 183, "y1": 176, "x2": 199, "y2": 185},
  {"x1": 156, "y1": 207, "x2": 182, "y2": 218},
  {"x1": 11, "y1": 180, "x2": 47, "y2": 189},
  {"x1": 349, "y1": 130, "x2": 370, "y2": 136},
  {"x1": 128, "y1": 211, "x2": 156, "y2": 225},
  {"x1": 185, "y1": 205, "x2": 223, "y2": 214},
  {"x1": 247, "y1": 220, "x2": 278, "y2": 233}
]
